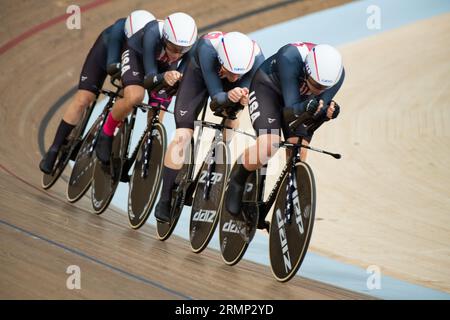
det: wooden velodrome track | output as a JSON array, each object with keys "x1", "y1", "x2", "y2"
[
  {"x1": 0, "y1": 0, "x2": 370, "y2": 299},
  {"x1": 0, "y1": 0, "x2": 448, "y2": 299}
]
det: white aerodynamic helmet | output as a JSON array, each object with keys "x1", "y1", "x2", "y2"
[
  {"x1": 124, "y1": 10, "x2": 155, "y2": 38},
  {"x1": 217, "y1": 32, "x2": 256, "y2": 75},
  {"x1": 162, "y1": 12, "x2": 197, "y2": 49},
  {"x1": 305, "y1": 44, "x2": 343, "y2": 87}
]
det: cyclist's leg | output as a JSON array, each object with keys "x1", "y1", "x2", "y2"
[
  {"x1": 110, "y1": 85, "x2": 145, "y2": 121},
  {"x1": 156, "y1": 61, "x2": 208, "y2": 222},
  {"x1": 96, "y1": 46, "x2": 144, "y2": 163},
  {"x1": 62, "y1": 90, "x2": 97, "y2": 125},
  {"x1": 40, "y1": 35, "x2": 107, "y2": 173},
  {"x1": 109, "y1": 47, "x2": 145, "y2": 122},
  {"x1": 95, "y1": 85, "x2": 144, "y2": 163},
  {"x1": 66, "y1": 32, "x2": 108, "y2": 125},
  {"x1": 225, "y1": 70, "x2": 283, "y2": 215}
]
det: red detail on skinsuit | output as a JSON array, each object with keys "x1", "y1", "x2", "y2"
[
  {"x1": 167, "y1": 17, "x2": 178, "y2": 42},
  {"x1": 291, "y1": 42, "x2": 316, "y2": 51},
  {"x1": 0, "y1": 0, "x2": 111, "y2": 55},
  {"x1": 203, "y1": 31, "x2": 224, "y2": 40}
]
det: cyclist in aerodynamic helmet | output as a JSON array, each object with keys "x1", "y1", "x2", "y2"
[
  {"x1": 95, "y1": 12, "x2": 198, "y2": 165},
  {"x1": 154, "y1": 31, "x2": 265, "y2": 223},
  {"x1": 39, "y1": 10, "x2": 155, "y2": 174},
  {"x1": 224, "y1": 42, "x2": 345, "y2": 223}
]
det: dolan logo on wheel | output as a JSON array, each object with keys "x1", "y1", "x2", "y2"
[{"x1": 219, "y1": 171, "x2": 259, "y2": 266}]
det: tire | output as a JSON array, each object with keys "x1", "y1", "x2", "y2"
[
  {"x1": 219, "y1": 170, "x2": 259, "y2": 266},
  {"x1": 66, "y1": 114, "x2": 104, "y2": 202},
  {"x1": 128, "y1": 123, "x2": 167, "y2": 229},
  {"x1": 156, "y1": 138, "x2": 194, "y2": 241},
  {"x1": 90, "y1": 120, "x2": 127, "y2": 214},
  {"x1": 189, "y1": 141, "x2": 229, "y2": 253},
  {"x1": 269, "y1": 161, "x2": 316, "y2": 282}
]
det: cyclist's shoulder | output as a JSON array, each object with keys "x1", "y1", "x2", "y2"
[
  {"x1": 196, "y1": 35, "x2": 218, "y2": 58},
  {"x1": 275, "y1": 43, "x2": 310, "y2": 70},
  {"x1": 141, "y1": 19, "x2": 161, "y2": 38},
  {"x1": 101, "y1": 17, "x2": 125, "y2": 36},
  {"x1": 114, "y1": 17, "x2": 126, "y2": 28},
  {"x1": 139, "y1": 20, "x2": 163, "y2": 47}
]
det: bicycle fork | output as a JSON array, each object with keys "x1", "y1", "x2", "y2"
[
  {"x1": 285, "y1": 147, "x2": 300, "y2": 225},
  {"x1": 202, "y1": 142, "x2": 218, "y2": 201}
]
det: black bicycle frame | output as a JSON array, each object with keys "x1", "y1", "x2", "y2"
[
  {"x1": 140, "y1": 108, "x2": 163, "y2": 179},
  {"x1": 89, "y1": 86, "x2": 122, "y2": 153},
  {"x1": 191, "y1": 100, "x2": 234, "y2": 202},
  {"x1": 118, "y1": 102, "x2": 166, "y2": 181},
  {"x1": 75, "y1": 92, "x2": 98, "y2": 142},
  {"x1": 253, "y1": 142, "x2": 302, "y2": 225}
]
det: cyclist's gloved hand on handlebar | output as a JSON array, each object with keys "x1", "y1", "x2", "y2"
[
  {"x1": 304, "y1": 100, "x2": 341, "y2": 136},
  {"x1": 294, "y1": 98, "x2": 320, "y2": 118},
  {"x1": 311, "y1": 100, "x2": 340, "y2": 122},
  {"x1": 163, "y1": 70, "x2": 183, "y2": 87},
  {"x1": 227, "y1": 87, "x2": 249, "y2": 106},
  {"x1": 326, "y1": 100, "x2": 340, "y2": 120},
  {"x1": 239, "y1": 88, "x2": 250, "y2": 106}
]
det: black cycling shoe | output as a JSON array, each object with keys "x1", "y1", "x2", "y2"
[
  {"x1": 225, "y1": 177, "x2": 245, "y2": 217},
  {"x1": 155, "y1": 200, "x2": 171, "y2": 224},
  {"x1": 257, "y1": 209, "x2": 270, "y2": 231},
  {"x1": 95, "y1": 130, "x2": 113, "y2": 164},
  {"x1": 39, "y1": 147, "x2": 59, "y2": 174}
]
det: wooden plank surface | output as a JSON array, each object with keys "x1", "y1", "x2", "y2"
[{"x1": 0, "y1": 0, "x2": 372, "y2": 299}]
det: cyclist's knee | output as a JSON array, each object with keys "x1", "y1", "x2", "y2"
[
  {"x1": 174, "y1": 129, "x2": 193, "y2": 147},
  {"x1": 300, "y1": 139, "x2": 309, "y2": 161},
  {"x1": 258, "y1": 134, "x2": 280, "y2": 158},
  {"x1": 123, "y1": 86, "x2": 145, "y2": 108},
  {"x1": 74, "y1": 90, "x2": 95, "y2": 109},
  {"x1": 166, "y1": 129, "x2": 193, "y2": 166},
  {"x1": 287, "y1": 136, "x2": 300, "y2": 144}
]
